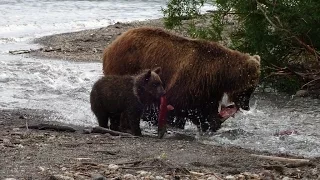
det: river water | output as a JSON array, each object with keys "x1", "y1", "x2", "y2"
[{"x1": 1, "y1": 0, "x2": 319, "y2": 158}]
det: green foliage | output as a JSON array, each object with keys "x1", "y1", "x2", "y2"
[{"x1": 162, "y1": 0, "x2": 320, "y2": 94}]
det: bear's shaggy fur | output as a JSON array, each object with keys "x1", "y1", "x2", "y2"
[
  {"x1": 102, "y1": 27, "x2": 261, "y2": 132},
  {"x1": 90, "y1": 67, "x2": 165, "y2": 136}
]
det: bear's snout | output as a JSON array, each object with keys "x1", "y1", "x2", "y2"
[{"x1": 158, "y1": 88, "x2": 166, "y2": 98}]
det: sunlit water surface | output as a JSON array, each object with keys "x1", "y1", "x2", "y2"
[{"x1": 0, "y1": 0, "x2": 319, "y2": 158}]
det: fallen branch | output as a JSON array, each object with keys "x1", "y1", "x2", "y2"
[
  {"x1": 9, "y1": 49, "x2": 31, "y2": 55},
  {"x1": 114, "y1": 160, "x2": 142, "y2": 166},
  {"x1": 189, "y1": 171, "x2": 222, "y2": 180},
  {"x1": 285, "y1": 161, "x2": 314, "y2": 168},
  {"x1": 22, "y1": 123, "x2": 76, "y2": 132},
  {"x1": 86, "y1": 141, "x2": 115, "y2": 145},
  {"x1": 210, "y1": 173, "x2": 223, "y2": 180},
  {"x1": 121, "y1": 166, "x2": 159, "y2": 169},
  {"x1": 262, "y1": 165, "x2": 284, "y2": 173},
  {"x1": 301, "y1": 77, "x2": 320, "y2": 89},
  {"x1": 41, "y1": 47, "x2": 62, "y2": 52},
  {"x1": 90, "y1": 126, "x2": 137, "y2": 137},
  {"x1": 94, "y1": 150, "x2": 119, "y2": 155},
  {"x1": 189, "y1": 171, "x2": 205, "y2": 176},
  {"x1": 25, "y1": 119, "x2": 29, "y2": 131},
  {"x1": 250, "y1": 154, "x2": 310, "y2": 163}
]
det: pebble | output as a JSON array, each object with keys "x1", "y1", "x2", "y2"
[
  {"x1": 311, "y1": 168, "x2": 318, "y2": 175},
  {"x1": 108, "y1": 164, "x2": 119, "y2": 170},
  {"x1": 295, "y1": 90, "x2": 309, "y2": 97},
  {"x1": 2, "y1": 138, "x2": 13, "y2": 147},
  {"x1": 260, "y1": 170, "x2": 275, "y2": 180},
  {"x1": 137, "y1": 170, "x2": 150, "y2": 176},
  {"x1": 82, "y1": 128, "x2": 92, "y2": 134},
  {"x1": 282, "y1": 177, "x2": 292, "y2": 180},
  {"x1": 123, "y1": 174, "x2": 136, "y2": 179},
  {"x1": 3, "y1": 138, "x2": 10, "y2": 144},
  {"x1": 38, "y1": 166, "x2": 46, "y2": 172},
  {"x1": 49, "y1": 174, "x2": 74, "y2": 180},
  {"x1": 240, "y1": 172, "x2": 260, "y2": 179},
  {"x1": 155, "y1": 176, "x2": 164, "y2": 180},
  {"x1": 92, "y1": 173, "x2": 107, "y2": 180},
  {"x1": 207, "y1": 176, "x2": 219, "y2": 180},
  {"x1": 4, "y1": 178, "x2": 17, "y2": 180},
  {"x1": 235, "y1": 174, "x2": 245, "y2": 180},
  {"x1": 225, "y1": 175, "x2": 236, "y2": 180},
  {"x1": 16, "y1": 144, "x2": 24, "y2": 148},
  {"x1": 164, "y1": 175, "x2": 171, "y2": 179}
]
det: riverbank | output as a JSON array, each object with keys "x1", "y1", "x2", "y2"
[
  {"x1": 1, "y1": 108, "x2": 320, "y2": 179},
  {"x1": 28, "y1": 16, "x2": 213, "y2": 62},
  {"x1": 29, "y1": 19, "x2": 169, "y2": 62}
]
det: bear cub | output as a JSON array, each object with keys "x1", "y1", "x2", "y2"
[{"x1": 90, "y1": 67, "x2": 165, "y2": 136}]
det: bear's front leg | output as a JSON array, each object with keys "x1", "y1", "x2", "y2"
[
  {"x1": 205, "y1": 112, "x2": 222, "y2": 132},
  {"x1": 198, "y1": 106, "x2": 222, "y2": 132}
]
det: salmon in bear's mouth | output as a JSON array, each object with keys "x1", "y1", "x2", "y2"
[
  {"x1": 218, "y1": 92, "x2": 238, "y2": 121},
  {"x1": 219, "y1": 105, "x2": 238, "y2": 121}
]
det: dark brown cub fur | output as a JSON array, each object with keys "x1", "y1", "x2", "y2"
[{"x1": 90, "y1": 67, "x2": 165, "y2": 136}]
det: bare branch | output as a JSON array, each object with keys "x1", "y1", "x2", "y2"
[
  {"x1": 256, "y1": 0, "x2": 320, "y2": 60},
  {"x1": 301, "y1": 78, "x2": 320, "y2": 89}
]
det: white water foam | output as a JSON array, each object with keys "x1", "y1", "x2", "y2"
[
  {"x1": 0, "y1": 54, "x2": 103, "y2": 126},
  {"x1": 198, "y1": 96, "x2": 320, "y2": 158}
]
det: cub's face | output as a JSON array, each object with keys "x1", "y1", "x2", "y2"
[
  {"x1": 141, "y1": 67, "x2": 166, "y2": 100},
  {"x1": 145, "y1": 72, "x2": 166, "y2": 99}
]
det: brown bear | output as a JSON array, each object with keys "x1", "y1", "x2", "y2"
[
  {"x1": 90, "y1": 67, "x2": 165, "y2": 136},
  {"x1": 102, "y1": 27, "x2": 261, "y2": 132}
]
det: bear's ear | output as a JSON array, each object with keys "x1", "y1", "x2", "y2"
[
  {"x1": 144, "y1": 69, "x2": 152, "y2": 82},
  {"x1": 253, "y1": 55, "x2": 261, "y2": 63},
  {"x1": 153, "y1": 67, "x2": 162, "y2": 75}
]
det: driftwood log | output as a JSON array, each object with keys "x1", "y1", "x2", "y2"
[
  {"x1": 22, "y1": 123, "x2": 77, "y2": 132},
  {"x1": 250, "y1": 154, "x2": 310, "y2": 163},
  {"x1": 89, "y1": 126, "x2": 137, "y2": 137}
]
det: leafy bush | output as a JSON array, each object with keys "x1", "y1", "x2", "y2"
[{"x1": 162, "y1": 0, "x2": 320, "y2": 94}]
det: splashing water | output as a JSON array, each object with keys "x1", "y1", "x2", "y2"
[
  {"x1": 197, "y1": 94, "x2": 320, "y2": 158},
  {"x1": 0, "y1": 54, "x2": 102, "y2": 126}
]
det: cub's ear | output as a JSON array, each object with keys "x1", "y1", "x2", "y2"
[
  {"x1": 153, "y1": 67, "x2": 162, "y2": 75},
  {"x1": 144, "y1": 69, "x2": 152, "y2": 82}
]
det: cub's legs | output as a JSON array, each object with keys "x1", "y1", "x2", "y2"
[
  {"x1": 95, "y1": 113, "x2": 110, "y2": 129},
  {"x1": 109, "y1": 114, "x2": 121, "y2": 131},
  {"x1": 120, "y1": 108, "x2": 143, "y2": 136}
]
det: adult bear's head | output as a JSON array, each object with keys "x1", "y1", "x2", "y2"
[{"x1": 218, "y1": 55, "x2": 261, "y2": 121}]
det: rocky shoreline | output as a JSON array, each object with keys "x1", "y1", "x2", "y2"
[
  {"x1": 29, "y1": 19, "x2": 169, "y2": 62},
  {"x1": 1, "y1": 108, "x2": 320, "y2": 179},
  {"x1": 2, "y1": 18, "x2": 320, "y2": 179}
]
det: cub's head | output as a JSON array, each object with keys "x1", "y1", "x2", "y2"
[{"x1": 135, "y1": 67, "x2": 166, "y2": 101}]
